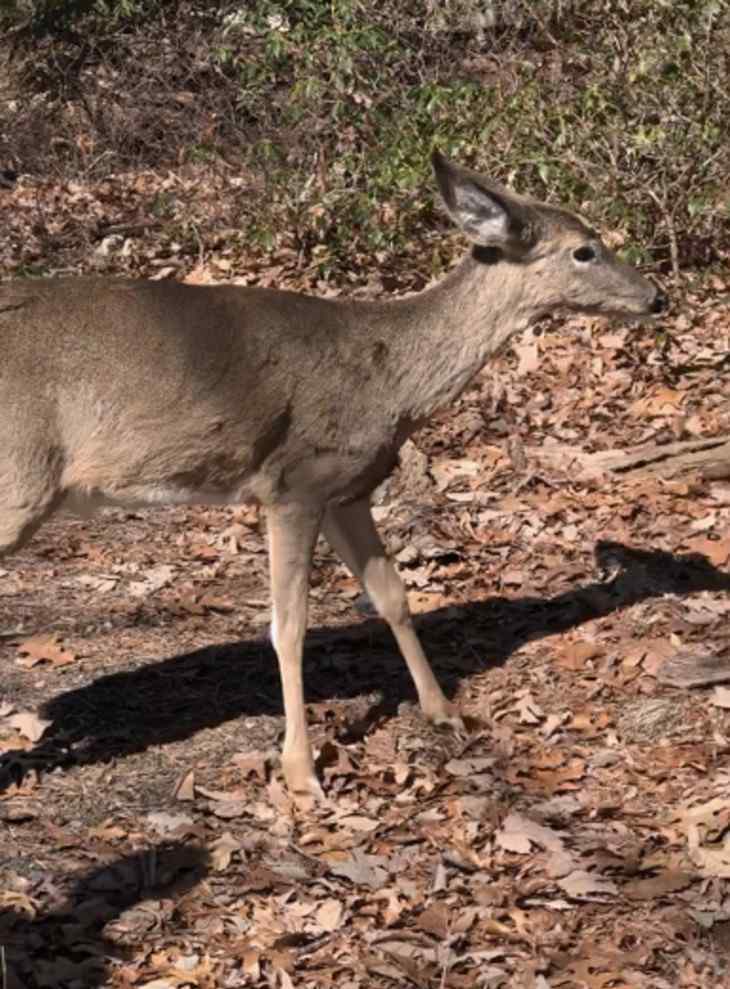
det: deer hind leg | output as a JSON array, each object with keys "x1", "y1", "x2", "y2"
[
  {"x1": 323, "y1": 497, "x2": 461, "y2": 728},
  {"x1": 266, "y1": 502, "x2": 324, "y2": 801},
  {"x1": 0, "y1": 440, "x2": 62, "y2": 558}
]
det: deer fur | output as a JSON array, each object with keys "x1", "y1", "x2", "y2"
[{"x1": 0, "y1": 151, "x2": 666, "y2": 800}]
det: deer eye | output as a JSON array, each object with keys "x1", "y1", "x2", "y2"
[{"x1": 573, "y1": 245, "x2": 596, "y2": 263}]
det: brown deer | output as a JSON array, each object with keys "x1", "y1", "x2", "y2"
[{"x1": 0, "y1": 152, "x2": 666, "y2": 801}]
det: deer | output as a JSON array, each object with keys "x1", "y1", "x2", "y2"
[{"x1": 0, "y1": 151, "x2": 666, "y2": 802}]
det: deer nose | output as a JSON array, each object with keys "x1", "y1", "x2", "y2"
[{"x1": 650, "y1": 290, "x2": 668, "y2": 314}]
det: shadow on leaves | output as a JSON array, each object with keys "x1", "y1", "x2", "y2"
[
  {"x1": 1, "y1": 841, "x2": 209, "y2": 989},
  {"x1": 2, "y1": 540, "x2": 729, "y2": 791}
]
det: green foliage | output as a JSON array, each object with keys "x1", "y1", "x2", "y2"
[
  {"x1": 0, "y1": 0, "x2": 178, "y2": 34},
  {"x1": 1, "y1": 0, "x2": 728, "y2": 277}
]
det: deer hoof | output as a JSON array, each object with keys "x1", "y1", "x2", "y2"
[
  {"x1": 282, "y1": 754, "x2": 327, "y2": 807},
  {"x1": 426, "y1": 701, "x2": 465, "y2": 734}
]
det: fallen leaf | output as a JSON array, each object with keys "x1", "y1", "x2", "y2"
[
  {"x1": 514, "y1": 336, "x2": 539, "y2": 376},
  {"x1": 458, "y1": 795, "x2": 491, "y2": 819},
  {"x1": 375, "y1": 888, "x2": 405, "y2": 926},
  {"x1": 89, "y1": 821, "x2": 128, "y2": 841},
  {"x1": 128, "y1": 564, "x2": 175, "y2": 596},
  {"x1": 431, "y1": 859, "x2": 449, "y2": 893},
  {"x1": 445, "y1": 756, "x2": 495, "y2": 777},
  {"x1": 231, "y1": 750, "x2": 270, "y2": 781},
  {"x1": 276, "y1": 968, "x2": 295, "y2": 989},
  {"x1": 209, "y1": 832, "x2": 239, "y2": 871},
  {"x1": 545, "y1": 849, "x2": 579, "y2": 878},
  {"x1": 622, "y1": 638, "x2": 676, "y2": 677},
  {"x1": 557, "y1": 869, "x2": 618, "y2": 900},
  {"x1": 416, "y1": 903, "x2": 449, "y2": 938},
  {"x1": 514, "y1": 691, "x2": 544, "y2": 725},
  {"x1": 630, "y1": 386, "x2": 685, "y2": 417},
  {"x1": 315, "y1": 898, "x2": 345, "y2": 931},
  {"x1": 183, "y1": 264, "x2": 216, "y2": 285},
  {"x1": 0, "y1": 800, "x2": 39, "y2": 822},
  {"x1": 327, "y1": 849, "x2": 389, "y2": 889},
  {"x1": 431, "y1": 457, "x2": 480, "y2": 492},
  {"x1": 496, "y1": 813, "x2": 565, "y2": 855},
  {"x1": 712, "y1": 686, "x2": 730, "y2": 709},
  {"x1": 17, "y1": 633, "x2": 76, "y2": 669},
  {"x1": 241, "y1": 950, "x2": 261, "y2": 980},
  {"x1": 198, "y1": 592, "x2": 235, "y2": 613},
  {"x1": 689, "y1": 845, "x2": 730, "y2": 883},
  {"x1": 533, "y1": 757, "x2": 586, "y2": 791},
  {"x1": 598, "y1": 330, "x2": 627, "y2": 349},
  {"x1": 675, "y1": 797, "x2": 730, "y2": 877},
  {"x1": 188, "y1": 542, "x2": 220, "y2": 561},
  {"x1": 174, "y1": 769, "x2": 196, "y2": 801},
  {"x1": 0, "y1": 890, "x2": 38, "y2": 917},
  {"x1": 267, "y1": 778, "x2": 293, "y2": 814},
  {"x1": 78, "y1": 573, "x2": 119, "y2": 592},
  {"x1": 146, "y1": 811, "x2": 194, "y2": 835},
  {"x1": 685, "y1": 535, "x2": 730, "y2": 567},
  {"x1": 676, "y1": 797, "x2": 730, "y2": 841},
  {"x1": 568, "y1": 707, "x2": 610, "y2": 734},
  {"x1": 556, "y1": 956, "x2": 625, "y2": 989},
  {"x1": 543, "y1": 712, "x2": 568, "y2": 738},
  {"x1": 624, "y1": 869, "x2": 694, "y2": 900},
  {"x1": 556, "y1": 640, "x2": 603, "y2": 671},
  {"x1": 337, "y1": 814, "x2": 379, "y2": 833},
  {"x1": 8, "y1": 710, "x2": 52, "y2": 742},
  {"x1": 210, "y1": 799, "x2": 248, "y2": 820}
]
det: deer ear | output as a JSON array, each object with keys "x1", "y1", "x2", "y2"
[{"x1": 431, "y1": 150, "x2": 534, "y2": 252}]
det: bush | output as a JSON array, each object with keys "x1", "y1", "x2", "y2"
[{"x1": 1, "y1": 0, "x2": 728, "y2": 278}]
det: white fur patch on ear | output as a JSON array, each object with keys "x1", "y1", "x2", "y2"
[
  {"x1": 454, "y1": 182, "x2": 511, "y2": 246},
  {"x1": 432, "y1": 151, "x2": 534, "y2": 253}
]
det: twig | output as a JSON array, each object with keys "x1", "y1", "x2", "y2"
[
  {"x1": 439, "y1": 921, "x2": 453, "y2": 989},
  {"x1": 189, "y1": 221, "x2": 205, "y2": 268},
  {"x1": 647, "y1": 187, "x2": 680, "y2": 284}
]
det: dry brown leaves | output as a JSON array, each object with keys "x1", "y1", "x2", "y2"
[{"x1": 2, "y1": 171, "x2": 730, "y2": 988}]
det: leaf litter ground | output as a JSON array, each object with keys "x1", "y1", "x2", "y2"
[{"x1": 2, "y1": 173, "x2": 730, "y2": 988}]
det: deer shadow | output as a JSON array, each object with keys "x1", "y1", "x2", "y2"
[
  {"x1": 0, "y1": 841, "x2": 209, "y2": 989},
  {"x1": 1, "y1": 540, "x2": 729, "y2": 790}
]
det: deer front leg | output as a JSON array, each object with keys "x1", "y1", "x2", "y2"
[
  {"x1": 267, "y1": 502, "x2": 324, "y2": 801},
  {"x1": 323, "y1": 498, "x2": 461, "y2": 728}
]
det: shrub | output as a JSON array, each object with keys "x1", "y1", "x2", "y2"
[{"x1": 1, "y1": 0, "x2": 728, "y2": 278}]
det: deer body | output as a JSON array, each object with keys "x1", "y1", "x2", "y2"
[
  {"x1": 0, "y1": 153, "x2": 666, "y2": 800},
  {"x1": 3, "y1": 253, "x2": 533, "y2": 517}
]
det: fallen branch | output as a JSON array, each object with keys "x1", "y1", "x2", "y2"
[{"x1": 529, "y1": 435, "x2": 730, "y2": 482}]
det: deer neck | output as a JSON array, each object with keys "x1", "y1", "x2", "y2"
[{"x1": 380, "y1": 248, "x2": 538, "y2": 423}]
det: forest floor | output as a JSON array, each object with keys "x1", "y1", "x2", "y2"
[{"x1": 2, "y1": 168, "x2": 730, "y2": 989}]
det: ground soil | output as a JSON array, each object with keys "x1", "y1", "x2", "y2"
[{"x1": 2, "y1": 173, "x2": 730, "y2": 989}]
